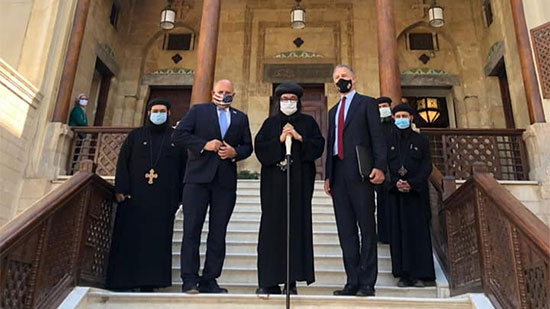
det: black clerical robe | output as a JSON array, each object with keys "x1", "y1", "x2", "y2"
[
  {"x1": 376, "y1": 118, "x2": 394, "y2": 244},
  {"x1": 386, "y1": 127, "x2": 435, "y2": 281},
  {"x1": 255, "y1": 112, "x2": 325, "y2": 288},
  {"x1": 107, "y1": 124, "x2": 187, "y2": 290}
]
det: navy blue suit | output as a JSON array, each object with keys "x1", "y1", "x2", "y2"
[
  {"x1": 172, "y1": 102, "x2": 253, "y2": 286},
  {"x1": 325, "y1": 93, "x2": 387, "y2": 289}
]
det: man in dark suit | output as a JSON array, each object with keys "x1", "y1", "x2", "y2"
[
  {"x1": 172, "y1": 79, "x2": 253, "y2": 294},
  {"x1": 324, "y1": 65, "x2": 387, "y2": 297}
]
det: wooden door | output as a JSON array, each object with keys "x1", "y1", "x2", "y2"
[
  {"x1": 495, "y1": 61, "x2": 516, "y2": 128},
  {"x1": 147, "y1": 86, "x2": 192, "y2": 127},
  {"x1": 271, "y1": 84, "x2": 328, "y2": 179}
]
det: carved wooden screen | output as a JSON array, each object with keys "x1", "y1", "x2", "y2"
[
  {"x1": 531, "y1": 22, "x2": 550, "y2": 99},
  {"x1": 68, "y1": 127, "x2": 135, "y2": 177},
  {"x1": 0, "y1": 173, "x2": 116, "y2": 308},
  {"x1": 422, "y1": 129, "x2": 528, "y2": 180},
  {"x1": 437, "y1": 167, "x2": 550, "y2": 308}
]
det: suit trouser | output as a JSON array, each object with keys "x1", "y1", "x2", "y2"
[
  {"x1": 375, "y1": 182, "x2": 390, "y2": 243},
  {"x1": 180, "y1": 173, "x2": 236, "y2": 284},
  {"x1": 331, "y1": 158, "x2": 378, "y2": 287}
]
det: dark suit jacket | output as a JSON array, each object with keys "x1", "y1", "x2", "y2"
[
  {"x1": 325, "y1": 92, "x2": 387, "y2": 184},
  {"x1": 172, "y1": 103, "x2": 253, "y2": 190}
]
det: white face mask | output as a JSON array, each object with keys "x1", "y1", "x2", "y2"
[
  {"x1": 280, "y1": 100, "x2": 298, "y2": 116},
  {"x1": 79, "y1": 99, "x2": 88, "y2": 107},
  {"x1": 379, "y1": 107, "x2": 392, "y2": 118}
]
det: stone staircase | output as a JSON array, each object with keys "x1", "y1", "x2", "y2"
[
  {"x1": 59, "y1": 179, "x2": 493, "y2": 308},
  {"x1": 164, "y1": 180, "x2": 441, "y2": 298}
]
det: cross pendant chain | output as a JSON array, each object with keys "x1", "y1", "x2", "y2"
[{"x1": 145, "y1": 168, "x2": 158, "y2": 185}]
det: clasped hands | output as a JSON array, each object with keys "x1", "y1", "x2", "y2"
[
  {"x1": 280, "y1": 123, "x2": 303, "y2": 143},
  {"x1": 396, "y1": 179, "x2": 411, "y2": 193},
  {"x1": 203, "y1": 140, "x2": 236, "y2": 160}
]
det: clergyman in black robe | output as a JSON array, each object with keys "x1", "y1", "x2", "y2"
[
  {"x1": 107, "y1": 98, "x2": 187, "y2": 291},
  {"x1": 375, "y1": 97, "x2": 394, "y2": 244},
  {"x1": 386, "y1": 103, "x2": 435, "y2": 288},
  {"x1": 254, "y1": 83, "x2": 325, "y2": 295}
]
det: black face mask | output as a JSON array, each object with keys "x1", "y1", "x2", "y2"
[{"x1": 336, "y1": 78, "x2": 353, "y2": 93}]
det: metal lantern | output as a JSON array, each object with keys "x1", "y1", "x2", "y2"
[
  {"x1": 291, "y1": 0, "x2": 305, "y2": 29},
  {"x1": 160, "y1": 6, "x2": 176, "y2": 30},
  {"x1": 428, "y1": 1, "x2": 445, "y2": 28},
  {"x1": 417, "y1": 98, "x2": 441, "y2": 124}
]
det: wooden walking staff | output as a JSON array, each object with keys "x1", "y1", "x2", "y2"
[{"x1": 285, "y1": 134, "x2": 292, "y2": 309}]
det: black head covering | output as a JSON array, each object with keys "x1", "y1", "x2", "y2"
[
  {"x1": 147, "y1": 97, "x2": 171, "y2": 111},
  {"x1": 274, "y1": 83, "x2": 303, "y2": 99},
  {"x1": 376, "y1": 96, "x2": 392, "y2": 105},
  {"x1": 392, "y1": 103, "x2": 415, "y2": 115}
]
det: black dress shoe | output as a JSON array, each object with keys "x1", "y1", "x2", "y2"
[
  {"x1": 283, "y1": 282, "x2": 298, "y2": 295},
  {"x1": 139, "y1": 288, "x2": 155, "y2": 293},
  {"x1": 333, "y1": 284, "x2": 358, "y2": 296},
  {"x1": 356, "y1": 285, "x2": 375, "y2": 297},
  {"x1": 397, "y1": 278, "x2": 412, "y2": 288},
  {"x1": 198, "y1": 279, "x2": 228, "y2": 294},
  {"x1": 256, "y1": 286, "x2": 282, "y2": 295},
  {"x1": 411, "y1": 279, "x2": 425, "y2": 288},
  {"x1": 182, "y1": 282, "x2": 199, "y2": 294}
]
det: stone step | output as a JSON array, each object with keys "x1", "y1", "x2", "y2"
[
  {"x1": 161, "y1": 284, "x2": 439, "y2": 298},
  {"x1": 184, "y1": 229, "x2": 341, "y2": 243},
  {"x1": 171, "y1": 239, "x2": 391, "y2": 256},
  {"x1": 175, "y1": 209, "x2": 336, "y2": 221},
  {"x1": 83, "y1": 290, "x2": 474, "y2": 308},
  {"x1": 230, "y1": 203, "x2": 334, "y2": 213},
  {"x1": 236, "y1": 195, "x2": 333, "y2": 204},
  {"x1": 171, "y1": 252, "x2": 393, "y2": 271},
  {"x1": 237, "y1": 180, "x2": 325, "y2": 190},
  {"x1": 173, "y1": 219, "x2": 338, "y2": 232},
  {"x1": 170, "y1": 267, "x2": 404, "y2": 286},
  {"x1": 231, "y1": 199, "x2": 334, "y2": 207}
]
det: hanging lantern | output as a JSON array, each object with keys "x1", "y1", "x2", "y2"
[
  {"x1": 160, "y1": 5, "x2": 176, "y2": 30},
  {"x1": 291, "y1": 0, "x2": 306, "y2": 29},
  {"x1": 417, "y1": 98, "x2": 441, "y2": 124},
  {"x1": 428, "y1": 1, "x2": 445, "y2": 28}
]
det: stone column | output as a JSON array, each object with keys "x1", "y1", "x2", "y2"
[
  {"x1": 376, "y1": 0, "x2": 402, "y2": 107},
  {"x1": 510, "y1": 0, "x2": 546, "y2": 123},
  {"x1": 190, "y1": 0, "x2": 221, "y2": 104},
  {"x1": 52, "y1": 0, "x2": 91, "y2": 123}
]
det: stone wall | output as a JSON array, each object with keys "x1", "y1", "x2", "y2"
[
  {"x1": 0, "y1": 0, "x2": 34, "y2": 69},
  {"x1": 0, "y1": 59, "x2": 42, "y2": 225}
]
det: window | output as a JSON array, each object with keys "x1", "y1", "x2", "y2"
[
  {"x1": 164, "y1": 33, "x2": 194, "y2": 51},
  {"x1": 483, "y1": 0, "x2": 493, "y2": 27},
  {"x1": 407, "y1": 33, "x2": 439, "y2": 51},
  {"x1": 110, "y1": 2, "x2": 120, "y2": 29}
]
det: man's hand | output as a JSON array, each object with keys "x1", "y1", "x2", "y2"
[
  {"x1": 115, "y1": 193, "x2": 130, "y2": 203},
  {"x1": 324, "y1": 179, "x2": 331, "y2": 197},
  {"x1": 396, "y1": 180, "x2": 411, "y2": 193},
  {"x1": 280, "y1": 123, "x2": 303, "y2": 142},
  {"x1": 369, "y1": 168, "x2": 385, "y2": 185},
  {"x1": 204, "y1": 139, "x2": 223, "y2": 152},
  {"x1": 218, "y1": 141, "x2": 237, "y2": 160},
  {"x1": 280, "y1": 131, "x2": 290, "y2": 143}
]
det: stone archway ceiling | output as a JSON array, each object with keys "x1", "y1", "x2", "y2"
[{"x1": 273, "y1": 50, "x2": 325, "y2": 59}]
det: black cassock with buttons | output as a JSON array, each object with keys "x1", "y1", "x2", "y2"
[
  {"x1": 386, "y1": 126, "x2": 435, "y2": 282},
  {"x1": 107, "y1": 124, "x2": 187, "y2": 290}
]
